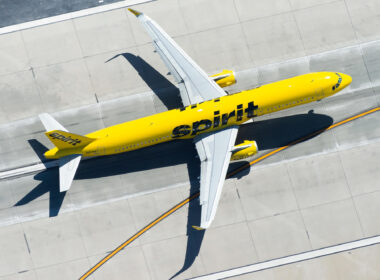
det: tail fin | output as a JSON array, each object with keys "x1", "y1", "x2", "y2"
[
  {"x1": 45, "y1": 130, "x2": 95, "y2": 150},
  {"x1": 38, "y1": 113, "x2": 94, "y2": 193}
]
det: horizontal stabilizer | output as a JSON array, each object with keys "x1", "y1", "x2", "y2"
[
  {"x1": 59, "y1": 154, "x2": 82, "y2": 192},
  {"x1": 39, "y1": 113, "x2": 68, "y2": 132},
  {"x1": 45, "y1": 130, "x2": 95, "y2": 150}
]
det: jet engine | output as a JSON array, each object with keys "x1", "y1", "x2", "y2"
[
  {"x1": 210, "y1": 69, "x2": 236, "y2": 88},
  {"x1": 231, "y1": 140, "x2": 258, "y2": 161}
]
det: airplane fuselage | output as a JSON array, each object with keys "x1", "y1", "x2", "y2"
[{"x1": 45, "y1": 72, "x2": 350, "y2": 159}]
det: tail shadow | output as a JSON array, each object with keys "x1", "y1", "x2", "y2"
[
  {"x1": 28, "y1": 139, "x2": 49, "y2": 163},
  {"x1": 14, "y1": 168, "x2": 66, "y2": 217}
]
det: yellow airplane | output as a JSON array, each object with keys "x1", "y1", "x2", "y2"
[{"x1": 39, "y1": 9, "x2": 352, "y2": 229}]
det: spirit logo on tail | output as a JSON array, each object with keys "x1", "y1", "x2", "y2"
[{"x1": 49, "y1": 132, "x2": 82, "y2": 146}]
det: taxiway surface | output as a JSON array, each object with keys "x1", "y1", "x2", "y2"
[{"x1": 0, "y1": 0, "x2": 380, "y2": 279}]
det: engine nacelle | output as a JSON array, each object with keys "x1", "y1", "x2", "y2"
[
  {"x1": 210, "y1": 69, "x2": 236, "y2": 88},
  {"x1": 231, "y1": 140, "x2": 258, "y2": 161}
]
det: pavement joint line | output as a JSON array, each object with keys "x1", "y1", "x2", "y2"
[
  {"x1": 187, "y1": 235, "x2": 380, "y2": 280},
  {"x1": 79, "y1": 106, "x2": 380, "y2": 279},
  {"x1": 79, "y1": 192, "x2": 200, "y2": 280},
  {"x1": 0, "y1": 0, "x2": 154, "y2": 35}
]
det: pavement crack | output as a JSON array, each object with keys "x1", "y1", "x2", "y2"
[{"x1": 23, "y1": 233, "x2": 31, "y2": 254}]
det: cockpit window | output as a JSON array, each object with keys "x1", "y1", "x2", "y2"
[{"x1": 332, "y1": 73, "x2": 342, "y2": 90}]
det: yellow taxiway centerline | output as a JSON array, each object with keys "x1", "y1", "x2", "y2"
[{"x1": 80, "y1": 106, "x2": 380, "y2": 280}]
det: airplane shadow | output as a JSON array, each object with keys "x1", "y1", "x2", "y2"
[
  {"x1": 14, "y1": 168, "x2": 66, "y2": 217},
  {"x1": 227, "y1": 110, "x2": 334, "y2": 179},
  {"x1": 14, "y1": 140, "x2": 65, "y2": 217},
  {"x1": 106, "y1": 52, "x2": 183, "y2": 110}
]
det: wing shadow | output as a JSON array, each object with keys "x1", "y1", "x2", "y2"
[{"x1": 106, "y1": 53, "x2": 183, "y2": 110}]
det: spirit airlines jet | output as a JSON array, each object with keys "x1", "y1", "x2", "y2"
[{"x1": 38, "y1": 9, "x2": 352, "y2": 229}]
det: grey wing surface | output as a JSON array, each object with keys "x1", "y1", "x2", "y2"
[
  {"x1": 194, "y1": 126, "x2": 239, "y2": 229},
  {"x1": 129, "y1": 9, "x2": 226, "y2": 106}
]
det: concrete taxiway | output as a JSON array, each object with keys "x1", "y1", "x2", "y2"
[{"x1": 0, "y1": 0, "x2": 380, "y2": 279}]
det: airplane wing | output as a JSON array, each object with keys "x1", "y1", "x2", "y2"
[
  {"x1": 194, "y1": 126, "x2": 239, "y2": 229},
  {"x1": 130, "y1": 9, "x2": 237, "y2": 229},
  {"x1": 128, "y1": 8, "x2": 226, "y2": 106}
]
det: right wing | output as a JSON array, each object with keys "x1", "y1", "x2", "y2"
[
  {"x1": 194, "y1": 126, "x2": 239, "y2": 229},
  {"x1": 129, "y1": 8, "x2": 226, "y2": 106}
]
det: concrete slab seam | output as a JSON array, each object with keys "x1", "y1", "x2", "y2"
[
  {"x1": 336, "y1": 147, "x2": 366, "y2": 237},
  {"x1": 283, "y1": 162, "x2": 314, "y2": 250},
  {"x1": 231, "y1": 0, "x2": 255, "y2": 66}
]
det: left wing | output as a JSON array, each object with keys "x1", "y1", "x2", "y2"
[
  {"x1": 194, "y1": 126, "x2": 239, "y2": 229},
  {"x1": 128, "y1": 8, "x2": 226, "y2": 106}
]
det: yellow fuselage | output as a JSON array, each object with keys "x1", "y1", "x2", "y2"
[{"x1": 45, "y1": 72, "x2": 351, "y2": 159}]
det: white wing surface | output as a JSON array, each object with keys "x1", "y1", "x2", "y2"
[
  {"x1": 194, "y1": 126, "x2": 239, "y2": 228},
  {"x1": 39, "y1": 113, "x2": 68, "y2": 132},
  {"x1": 129, "y1": 9, "x2": 226, "y2": 106},
  {"x1": 59, "y1": 154, "x2": 82, "y2": 192}
]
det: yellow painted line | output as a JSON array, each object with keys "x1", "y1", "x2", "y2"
[
  {"x1": 228, "y1": 107, "x2": 380, "y2": 178},
  {"x1": 80, "y1": 106, "x2": 380, "y2": 279},
  {"x1": 80, "y1": 192, "x2": 199, "y2": 280}
]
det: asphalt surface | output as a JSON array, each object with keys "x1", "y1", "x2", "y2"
[{"x1": 0, "y1": 0, "x2": 138, "y2": 27}]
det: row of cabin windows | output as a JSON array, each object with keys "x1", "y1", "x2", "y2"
[
  {"x1": 115, "y1": 135, "x2": 171, "y2": 152},
  {"x1": 180, "y1": 93, "x2": 322, "y2": 113},
  {"x1": 261, "y1": 95, "x2": 321, "y2": 113},
  {"x1": 115, "y1": 94, "x2": 322, "y2": 152}
]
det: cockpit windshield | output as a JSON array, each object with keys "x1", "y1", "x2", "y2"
[{"x1": 332, "y1": 73, "x2": 342, "y2": 90}]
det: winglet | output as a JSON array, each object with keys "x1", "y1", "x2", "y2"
[
  {"x1": 128, "y1": 8, "x2": 142, "y2": 17},
  {"x1": 192, "y1": 225, "x2": 205, "y2": 231}
]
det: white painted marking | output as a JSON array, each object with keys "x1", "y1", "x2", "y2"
[
  {"x1": 0, "y1": 0, "x2": 153, "y2": 35},
  {"x1": 0, "y1": 161, "x2": 58, "y2": 180},
  {"x1": 187, "y1": 235, "x2": 380, "y2": 280}
]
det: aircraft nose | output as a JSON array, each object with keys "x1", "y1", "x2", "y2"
[{"x1": 338, "y1": 72, "x2": 352, "y2": 89}]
